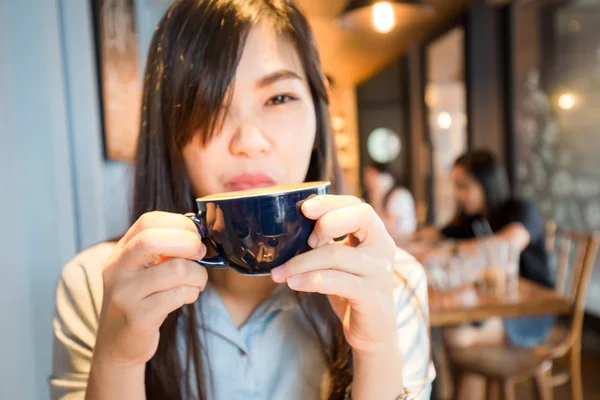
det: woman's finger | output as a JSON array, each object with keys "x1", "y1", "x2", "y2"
[
  {"x1": 307, "y1": 203, "x2": 392, "y2": 249},
  {"x1": 113, "y1": 228, "x2": 206, "y2": 272},
  {"x1": 132, "y1": 258, "x2": 208, "y2": 299},
  {"x1": 301, "y1": 195, "x2": 362, "y2": 220},
  {"x1": 271, "y1": 243, "x2": 393, "y2": 283},
  {"x1": 285, "y1": 269, "x2": 367, "y2": 303},
  {"x1": 129, "y1": 286, "x2": 201, "y2": 331},
  {"x1": 118, "y1": 211, "x2": 199, "y2": 248}
]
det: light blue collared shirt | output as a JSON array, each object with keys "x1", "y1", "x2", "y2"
[{"x1": 50, "y1": 243, "x2": 434, "y2": 399}]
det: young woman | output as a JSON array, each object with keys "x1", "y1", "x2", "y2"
[
  {"x1": 363, "y1": 163, "x2": 417, "y2": 242},
  {"x1": 414, "y1": 150, "x2": 553, "y2": 398},
  {"x1": 49, "y1": 1, "x2": 433, "y2": 399}
]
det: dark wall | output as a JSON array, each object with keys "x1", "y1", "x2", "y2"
[
  {"x1": 466, "y1": 3, "x2": 508, "y2": 165},
  {"x1": 356, "y1": 59, "x2": 410, "y2": 190}
]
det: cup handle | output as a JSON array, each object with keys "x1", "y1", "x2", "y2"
[{"x1": 185, "y1": 213, "x2": 227, "y2": 269}]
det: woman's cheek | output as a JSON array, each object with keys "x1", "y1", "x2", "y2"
[{"x1": 268, "y1": 105, "x2": 315, "y2": 143}]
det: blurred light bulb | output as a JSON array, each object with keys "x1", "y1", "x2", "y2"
[
  {"x1": 437, "y1": 112, "x2": 452, "y2": 129},
  {"x1": 372, "y1": 2, "x2": 396, "y2": 34},
  {"x1": 558, "y1": 93, "x2": 576, "y2": 110}
]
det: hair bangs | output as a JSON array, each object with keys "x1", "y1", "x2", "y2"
[{"x1": 158, "y1": 0, "x2": 302, "y2": 150}]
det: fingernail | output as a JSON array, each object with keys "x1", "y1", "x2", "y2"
[
  {"x1": 307, "y1": 233, "x2": 318, "y2": 248},
  {"x1": 302, "y1": 196, "x2": 319, "y2": 213},
  {"x1": 271, "y1": 265, "x2": 285, "y2": 282},
  {"x1": 287, "y1": 275, "x2": 303, "y2": 288}
]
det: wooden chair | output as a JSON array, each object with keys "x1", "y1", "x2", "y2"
[{"x1": 448, "y1": 225, "x2": 599, "y2": 400}]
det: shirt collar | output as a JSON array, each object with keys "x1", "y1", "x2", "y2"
[{"x1": 196, "y1": 281, "x2": 299, "y2": 329}]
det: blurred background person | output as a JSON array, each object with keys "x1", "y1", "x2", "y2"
[
  {"x1": 413, "y1": 149, "x2": 554, "y2": 398},
  {"x1": 363, "y1": 162, "x2": 417, "y2": 242},
  {"x1": 414, "y1": 150, "x2": 553, "y2": 294}
]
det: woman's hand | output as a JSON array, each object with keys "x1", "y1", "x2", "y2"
[
  {"x1": 270, "y1": 195, "x2": 402, "y2": 355},
  {"x1": 94, "y1": 212, "x2": 208, "y2": 369},
  {"x1": 412, "y1": 226, "x2": 443, "y2": 243}
]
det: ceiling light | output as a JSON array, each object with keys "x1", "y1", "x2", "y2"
[
  {"x1": 558, "y1": 93, "x2": 576, "y2": 110},
  {"x1": 372, "y1": 2, "x2": 395, "y2": 33},
  {"x1": 341, "y1": 0, "x2": 434, "y2": 33}
]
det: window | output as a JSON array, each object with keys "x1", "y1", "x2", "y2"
[
  {"x1": 513, "y1": 0, "x2": 600, "y2": 231},
  {"x1": 425, "y1": 27, "x2": 468, "y2": 225}
]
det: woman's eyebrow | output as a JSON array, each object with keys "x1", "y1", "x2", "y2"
[{"x1": 256, "y1": 70, "x2": 303, "y2": 89}]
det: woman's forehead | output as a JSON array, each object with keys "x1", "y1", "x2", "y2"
[{"x1": 235, "y1": 24, "x2": 306, "y2": 84}]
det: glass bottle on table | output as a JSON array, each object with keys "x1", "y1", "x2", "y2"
[{"x1": 478, "y1": 239, "x2": 520, "y2": 297}]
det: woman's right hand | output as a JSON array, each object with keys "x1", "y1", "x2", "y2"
[{"x1": 93, "y1": 211, "x2": 207, "y2": 369}]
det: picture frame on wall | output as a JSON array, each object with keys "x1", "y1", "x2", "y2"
[{"x1": 92, "y1": 0, "x2": 141, "y2": 161}]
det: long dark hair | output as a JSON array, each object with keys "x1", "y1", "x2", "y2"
[
  {"x1": 453, "y1": 149, "x2": 510, "y2": 216},
  {"x1": 131, "y1": 1, "x2": 349, "y2": 398}
]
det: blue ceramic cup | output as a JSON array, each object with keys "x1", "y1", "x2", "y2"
[{"x1": 186, "y1": 181, "x2": 331, "y2": 275}]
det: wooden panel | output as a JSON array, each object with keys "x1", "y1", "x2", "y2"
[
  {"x1": 329, "y1": 82, "x2": 361, "y2": 195},
  {"x1": 407, "y1": 48, "x2": 430, "y2": 225}
]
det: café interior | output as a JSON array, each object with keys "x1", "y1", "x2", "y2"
[{"x1": 3, "y1": 0, "x2": 600, "y2": 399}]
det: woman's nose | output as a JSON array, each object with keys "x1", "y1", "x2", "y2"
[{"x1": 229, "y1": 123, "x2": 271, "y2": 158}]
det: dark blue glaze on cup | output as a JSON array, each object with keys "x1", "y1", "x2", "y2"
[{"x1": 187, "y1": 181, "x2": 331, "y2": 275}]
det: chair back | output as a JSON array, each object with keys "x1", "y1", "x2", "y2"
[{"x1": 545, "y1": 221, "x2": 599, "y2": 349}]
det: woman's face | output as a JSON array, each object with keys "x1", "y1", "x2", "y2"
[
  {"x1": 363, "y1": 166, "x2": 379, "y2": 191},
  {"x1": 182, "y1": 25, "x2": 317, "y2": 197},
  {"x1": 451, "y1": 165, "x2": 486, "y2": 216}
]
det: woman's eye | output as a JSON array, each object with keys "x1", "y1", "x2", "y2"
[{"x1": 266, "y1": 94, "x2": 296, "y2": 106}]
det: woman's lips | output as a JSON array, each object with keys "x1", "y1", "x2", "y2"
[{"x1": 225, "y1": 173, "x2": 276, "y2": 191}]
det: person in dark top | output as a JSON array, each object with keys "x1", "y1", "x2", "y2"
[
  {"x1": 414, "y1": 149, "x2": 554, "y2": 398},
  {"x1": 439, "y1": 152, "x2": 554, "y2": 290}
]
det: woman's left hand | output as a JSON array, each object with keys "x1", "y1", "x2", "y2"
[{"x1": 271, "y1": 195, "x2": 403, "y2": 355}]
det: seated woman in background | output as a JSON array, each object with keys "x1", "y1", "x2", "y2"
[
  {"x1": 416, "y1": 149, "x2": 554, "y2": 346},
  {"x1": 363, "y1": 162, "x2": 417, "y2": 241},
  {"x1": 415, "y1": 149, "x2": 554, "y2": 398}
]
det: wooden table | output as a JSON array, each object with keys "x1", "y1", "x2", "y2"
[{"x1": 429, "y1": 278, "x2": 571, "y2": 327}]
